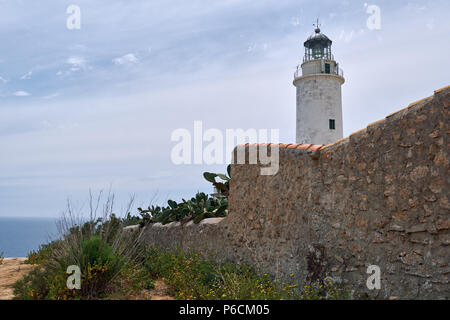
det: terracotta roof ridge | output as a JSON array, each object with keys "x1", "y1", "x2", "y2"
[{"x1": 238, "y1": 143, "x2": 324, "y2": 151}]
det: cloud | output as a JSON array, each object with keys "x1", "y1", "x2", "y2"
[
  {"x1": 0, "y1": 76, "x2": 8, "y2": 84},
  {"x1": 20, "y1": 71, "x2": 33, "y2": 80},
  {"x1": 13, "y1": 91, "x2": 31, "y2": 97},
  {"x1": 55, "y1": 56, "x2": 88, "y2": 77},
  {"x1": 113, "y1": 53, "x2": 139, "y2": 65},
  {"x1": 66, "y1": 56, "x2": 87, "y2": 73},
  {"x1": 41, "y1": 92, "x2": 60, "y2": 100},
  {"x1": 67, "y1": 56, "x2": 86, "y2": 68}
]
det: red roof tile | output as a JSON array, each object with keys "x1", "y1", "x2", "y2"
[
  {"x1": 297, "y1": 144, "x2": 312, "y2": 150},
  {"x1": 238, "y1": 143, "x2": 322, "y2": 151},
  {"x1": 309, "y1": 144, "x2": 325, "y2": 151}
]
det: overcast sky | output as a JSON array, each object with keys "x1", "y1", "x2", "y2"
[{"x1": 0, "y1": 0, "x2": 449, "y2": 217}]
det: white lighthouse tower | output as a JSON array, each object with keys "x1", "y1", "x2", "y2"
[{"x1": 294, "y1": 22, "x2": 345, "y2": 145}]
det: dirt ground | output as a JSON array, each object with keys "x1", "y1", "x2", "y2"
[
  {"x1": 127, "y1": 280, "x2": 175, "y2": 300},
  {"x1": 0, "y1": 258, "x2": 35, "y2": 300}
]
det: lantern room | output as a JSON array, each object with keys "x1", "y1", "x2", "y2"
[{"x1": 303, "y1": 25, "x2": 333, "y2": 62}]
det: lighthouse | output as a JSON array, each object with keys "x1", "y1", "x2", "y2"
[{"x1": 294, "y1": 22, "x2": 345, "y2": 145}]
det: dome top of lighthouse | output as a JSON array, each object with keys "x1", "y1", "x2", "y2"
[{"x1": 304, "y1": 26, "x2": 332, "y2": 49}]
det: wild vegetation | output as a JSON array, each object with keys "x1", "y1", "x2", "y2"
[
  {"x1": 137, "y1": 192, "x2": 228, "y2": 226},
  {"x1": 16, "y1": 236, "x2": 352, "y2": 300},
  {"x1": 141, "y1": 248, "x2": 352, "y2": 300},
  {"x1": 13, "y1": 193, "x2": 152, "y2": 300},
  {"x1": 0, "y1": 252, "x2": 4, "y2": 265},
  {"x1": 136, "y1": 166, "x2": 231, "y2": 226},
  {"x1": 203, "y1": 164, "x2": 231, "y2": 198}
]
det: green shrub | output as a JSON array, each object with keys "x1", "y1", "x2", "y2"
[
  {"x1": 0, "y1": 251, "x2": 4, "y2": 265},
  {"x1": 14, "y1": 235, "x2": 129, "y2": 300},
  {"x1": 13, "y1": 266, "x2": 56, "y2": 300},
  {"x1": 142, "y1": 248, "x2": 301, "y2": 300},
  {"x1": 26, "y1": 242, "x2": 59, "y2": 265},
  {"x1": 13, "y1": 193, "x2": 147, "y2": 300},
  {"x1": 81, "y1": 236, "x2": 118, "y2": 268},
  {"x1": 78, "y1": 236, "x2": 125, "y2": 298},
  {"x1": 122, "y1": 212, "x2": 142, "y2": 227},
  {"x1": 142, "y1": 248, "x2": 354, "y2": 300},
  {"x1": 138, "y1": 192, "x2": 228, "y2": 226},
  {"x1": 300, "y1": 279, "x2": 352, "y2": 300}
]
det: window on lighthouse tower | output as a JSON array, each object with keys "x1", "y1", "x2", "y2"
[{"x1": 329, "y1": 119, "x2": 336, "y2": 130}]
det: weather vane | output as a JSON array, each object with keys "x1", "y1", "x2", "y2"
[{"x1": 313, "y1": 18, "x2": 321, "y2": 29}]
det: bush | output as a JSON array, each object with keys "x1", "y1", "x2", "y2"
[
  {"x1": 141, "y1": 248, "x2": 354, "y2": 300},
  {"x1": 300, "y1": 279, "x2": 352, "y2": 300},
  {"x1": 142, "y1": 248, "x2": 301, "y2": 300},
  {"x1": 0, "y1": 251, "x2": 4, "y2": 265},
  {"x1": 13, "y1": 193, "x2": 147, "y2": 300},
  {"x1": 78, "y1": 236, "x2": 125, "y2": 298},
  {"x1": 13, "y1": 266, "x2": 56, "y2": 300},
  {"x1": 15, "y1": 233, "x2": 134, "y2": 299},
  {"x1": 122, "y1": 212, "x2": 142, "y2": 227},
  {"x1": 26, "y1": 242, "x2": 59, "y2": 265},
  {"x1": 108, "y1": 264, "x2": 155, "y2": 299}
]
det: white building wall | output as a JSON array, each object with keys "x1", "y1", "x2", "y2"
[{"x1": 295, "y1": 74, "x2": 344, "y2": 145}]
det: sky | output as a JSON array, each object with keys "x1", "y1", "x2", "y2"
[{"x1": 0, "y1": 0, "x2": 449, "y2": 217}]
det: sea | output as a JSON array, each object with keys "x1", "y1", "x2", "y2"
[{"x1": 0, "y1": 217, "x2": 59, "y2": 258}]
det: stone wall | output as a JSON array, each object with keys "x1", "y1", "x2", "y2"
[{"x1": 142, "y1": 86, "x2": 449, "y2": 299}]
